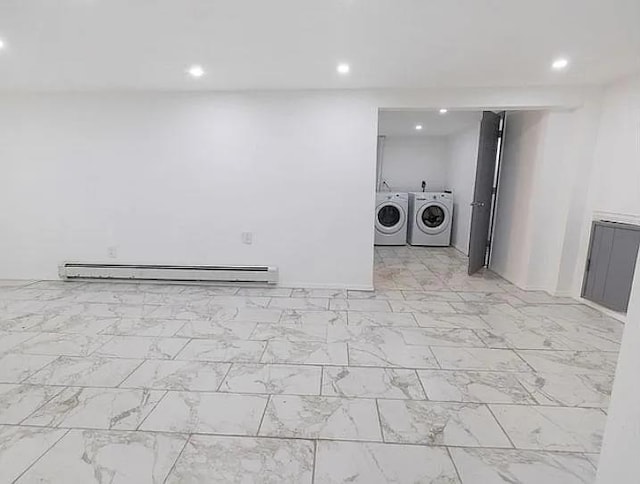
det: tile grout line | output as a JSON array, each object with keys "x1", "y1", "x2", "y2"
[
  {"x1": 162, "y1": 433, "x2": 192, "y2": 484},
  {"x1": 374, "y1": 398, "x2": 386, "y2": 442},
  {"x1": 510, "y1": 373, "x2": 540, "y2": 405},
  {"x1": 485, "y1": 404, "x2": 517, "y2": 449},
  {"x1": 468, "y1": 327, "x2": 490, "y2": 349},
  {"x1": 511, "y1": 349, "x2": 539, "y2": 373},
  {"x1": 4, "y1": 331, "x2": 44, "y2": 352},
  {"x1": 170, "y1": 338, "x2": 193, "y2": 361},
  {"x1": 255, "y1": 394, "x2": 271, "y2": 437},
  {"x1": 257, "y1": 340, "x2": 270, "y2": 363},
  {"x1": 445, "y1": 446, "x2": 464, "y2": 484},
  {"x1": 409, "y1": 311, "x2": 419, "y2": 326},
  {"x1": 311, "y1": 439, "x2": 318, "y2": 484},
  {"x1": 0, "y1": 420, "x2": 604, "y2": 454},
  {"x1": 16, "y1": 385, "x2": 69, "y2": 426},
  {"x1": 171, "y1": 320, "x2": 191, "y2": 338},
  {"x1": 428, "y1": 345, "x2": 443, "y2": 369},
  {"x1": 215, "y1": 363, "x2": 234, "y2": 392},
  {"x1": 11, "y1": 428, "x2": 72, "y2": 483},
  {"x1": 135, "y1": 390, "x2": 169, "y2": 431},
  {"x1": 245, "y1": 322, "x2": 260, "y2": 341},
  {"x1": 16, "y1": 355, "x2": 63, "y2": 385},
  {"x1": 414, "y1": 369, "x2": 430, "y2": 400},
  {"x1": 115, "y1": 359, "x2": 148, "y2": 388},
  {"x1": 86, "y1": 334, "x2": 117, "y2": 357},
  {"x1": 583, "y1": 451, "x2": 599, "y2": 471},
  {"x1": 0, "y1": 381, "x2": 610, "y2": 408}
]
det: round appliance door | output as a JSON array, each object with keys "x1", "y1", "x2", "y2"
[
  {"x1": 416, "y1": 201, "x2": 451, "y2": 235},
  {"x1": 376, "y1": 202, "x2": 406, "y2": 234}
]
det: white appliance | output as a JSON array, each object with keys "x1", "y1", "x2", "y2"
[
  {"x1": 408, "y1": 192, "x2": 453, "y2": 246},
  {"x1": 375, "y1": 192, "x2": 408, "y2": 245}
]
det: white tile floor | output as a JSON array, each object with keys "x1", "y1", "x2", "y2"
[{"x1": 0, "y1": 246, "x2": 621, "y2": 483}]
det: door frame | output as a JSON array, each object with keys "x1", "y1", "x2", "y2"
[
  {"x1": 486, "y1": 112, "x2": 507, "y2": 266},
  {"x1": 467, "y1": 111, "x2": 503, "y2": 274}
]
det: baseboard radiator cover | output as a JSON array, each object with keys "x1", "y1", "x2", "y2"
[{"x1": 58, "y1": 262, "x2": 279, "y2": 284}]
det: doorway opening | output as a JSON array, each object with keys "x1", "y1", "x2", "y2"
[{"x1": 374, "y1": 109, "x2": 507, "y2": 291}]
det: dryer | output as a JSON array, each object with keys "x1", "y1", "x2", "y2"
[
  {"x1": 375, "y1": 192, "x2": 408, "y2": 245},
  {"x1": 408, "y1": 192, "x2": 453, "y2": 246}
]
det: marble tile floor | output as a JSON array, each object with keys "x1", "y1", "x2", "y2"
[{"x1": 0, "y1": 246, "x2": 622, "y2": 483}]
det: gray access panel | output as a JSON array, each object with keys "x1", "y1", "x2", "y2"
[{"x1": 582, "y1": 220, "x2": 640, "y2": 313}]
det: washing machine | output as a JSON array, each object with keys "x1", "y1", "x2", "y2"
[
  {"x1": 375, "y1": 192, "x2": 408, "y2": 245},
  {"x1": 408, "y1": 192, "x2": 453, "y2": 246}
]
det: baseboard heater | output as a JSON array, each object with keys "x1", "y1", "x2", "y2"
[{"x1": 58, "y1": 263, "x2": 279, "y2": 284}]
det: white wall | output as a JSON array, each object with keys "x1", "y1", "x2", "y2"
[
  {"x1": 597, "y1": 253, "x2": 640, "y2": 483},
  {"x1": 379, "y1": 136, "x2": 448, "y2": 192},
  {"x1": 585, "y1": 75, "x2": 640, "y2": 219},
  {"x1": 489, "y1": 101, "x2": 604, "y2": 294},
  {"x1": 0, "y1": 92, "x2": 377, "y2": 288},
  {"x1": 572, "y1": 74, "x2": 640, "y2": 297},
  {"x1": 553, "y1": 100, "x2": 604, "y2": 294},
  {"x1": 527, "y1": 102, "x2": 602, "y2": 293},
  {"x1": 586, "y1": 75, "x2": 640, "y2": 482},
  {"x1": 0, "y1": 86, "x2": 602, "y2": 288},
  {"x1": 490, "y1": 111, "x2": 545, "y2": 287},
  {"x1": 596, "y1": 253, "x2": 640, "y2": 484},
  {"x1": 446, "y1": 124, "x2": 481, "y2": 254}
]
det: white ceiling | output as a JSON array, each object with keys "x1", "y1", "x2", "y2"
[
  {"x1": 1, "y1": 0, "x2": 639, "y2": 91},
  {"x1": 379, "y1": 110, "x2": 482, "y2": 137}
]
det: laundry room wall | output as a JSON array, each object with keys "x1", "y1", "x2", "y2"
[
  {"x1": 378, "y1": 136, "x2": 448, "y2": 192},
  {"x1": 445, "y1": 123, "x2": 481, "y2": 255},
  {"x1": 378, "y1": 119, "x2": 482, "y2": 256}
]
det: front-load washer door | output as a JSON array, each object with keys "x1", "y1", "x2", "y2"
[
  {"x1": 376, "y1": 202, "x2": 406, "y2": 234},
  {"x1": 416, "y1": 201, "x2": 451, "y2": 235}
]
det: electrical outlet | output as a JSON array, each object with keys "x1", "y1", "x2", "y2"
[
  {"x1": 107, "y1": 246, "x2": 118, "y2": 259},
  {"x1": 241, "y1": 232, "x2": 253, "y2": 245}
]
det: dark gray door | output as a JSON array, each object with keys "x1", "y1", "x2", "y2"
[
  {"x1": 582, "y1": 224, "x2": 615, "y2": 301},
  {"x1": 583, "y1": 221, "x2": 640, "y2": 312},
  {"x1": 468, "y1": 111, "x2": 502, "y2": 275}
]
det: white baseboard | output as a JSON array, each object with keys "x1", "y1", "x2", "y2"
[
  {"x1": 452, "y1": 243, "x2": 468, "y2": 256},
  {"x1": 578, "y1": 297, "x2": 627, "y2": 324},
  {"x1": 279, "y1": 282, "x2": 375, "y2": 291}
]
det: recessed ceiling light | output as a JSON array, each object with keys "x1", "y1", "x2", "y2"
[
  {"x1": 0, "y1": 39, "x2": 5, "y2": 50},
  {"x1": 415, "y1": 124, "x2": 423, "y2": 131},
  {"x1": 439, "y1": 108, "x2": 448, "y2": 114},
  {"x1": 188, "y1": 65, "x2": 205, "y2": 78},
  {"x1": 337, "y1": 63, "x2": 350, "y2": 74},
  {"x1": 551, "y1": 58, "x2": 569, "y2": 71}
]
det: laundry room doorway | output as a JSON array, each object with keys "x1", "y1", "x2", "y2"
[{"x1": 372, "y1": 108, "x2": 512, "y2": 291}]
